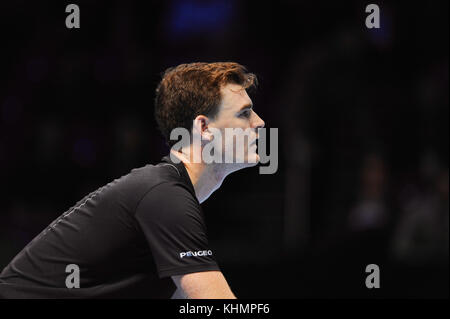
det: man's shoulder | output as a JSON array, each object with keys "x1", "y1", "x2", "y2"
[
  {"x1": 109, "y1": 162, "x2": 194, "y2": 211},
  {"x1": 116, "y1": 162, "x2": 180, "y2": 192},
  {"x1": 128, "y1": 163, "x2": 200, "y2": 216},
  {"x1": 134, "y1": 176, "x2": 202, "y2": 224}
]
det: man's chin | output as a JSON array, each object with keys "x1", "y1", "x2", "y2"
[
  {"x1": 249, "y1": 154, "x2": 260, "y2": 166},
  {"x1": 223, "y1": 157, "x2": 259, "y2": 172},
  {"x1": 243, "y1": 153, "x2": 260, "y2": 167}
]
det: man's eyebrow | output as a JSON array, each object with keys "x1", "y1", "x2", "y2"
[{"x1": 238, "y1": 103, "x2": 253, "y2": 112}]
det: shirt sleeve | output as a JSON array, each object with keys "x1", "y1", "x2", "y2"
[{"x1": 135, "y1": 181, "x2": 220, "y2": 278}]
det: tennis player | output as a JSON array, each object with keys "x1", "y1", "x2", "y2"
[{"x1": 0, "y1": 62, "x2": 265, "y2": 299}]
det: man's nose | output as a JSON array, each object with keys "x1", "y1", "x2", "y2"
[{"x1": 252, "y1": 111, "x2": 265, "y2": 129}]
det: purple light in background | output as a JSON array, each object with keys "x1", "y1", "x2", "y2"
[
  {"x1": 168, "y1": 0, "x2": 234, "y2": 37},
  {"x1": 367, "y1": 7, "x2": 394, "y2": 49}
]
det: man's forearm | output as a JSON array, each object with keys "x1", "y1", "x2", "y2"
[{"x1": 172, "y1": 271, "x2": 237, "y2": 299}]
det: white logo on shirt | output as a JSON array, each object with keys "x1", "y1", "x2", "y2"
[{"x1": 179, "y1": 250, "x2": 213, "y2": 258}]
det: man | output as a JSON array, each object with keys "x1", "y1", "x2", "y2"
[{"x1": 0, "y1": 62, "x2": 265, "y2": 299}]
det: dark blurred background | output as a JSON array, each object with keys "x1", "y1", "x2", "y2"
[{"x1": 0, "y1": 1, "x2": 448, "y2": 298}]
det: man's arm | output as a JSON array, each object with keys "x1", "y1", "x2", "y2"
[{"x1": 171, "y1": 271, "x2": 236, "y2": 299}]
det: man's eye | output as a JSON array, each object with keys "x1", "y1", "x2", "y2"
[{"x1": 240, "y1": 110, "x2": 250, "y2": 118}]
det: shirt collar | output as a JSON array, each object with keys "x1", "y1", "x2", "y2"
[{"x1": 160, "y1": 155, "x2": 197, "y2": 200}]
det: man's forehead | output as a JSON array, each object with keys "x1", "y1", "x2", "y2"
[{"x1": 220, "y1": 83, "x2": 252, "y2": 106}]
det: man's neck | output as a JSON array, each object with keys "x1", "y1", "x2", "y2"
[{"x1": 170, "y1": 150, "x2": 228, "y2": 203}]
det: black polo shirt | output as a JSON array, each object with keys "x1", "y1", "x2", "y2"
[{"x1": 0, "y1": 155, "x2": 220, "y2": 298}]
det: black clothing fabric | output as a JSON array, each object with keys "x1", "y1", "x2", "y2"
[{"x1": 0, "y1": 156, "x2": 219, "y2": 298}]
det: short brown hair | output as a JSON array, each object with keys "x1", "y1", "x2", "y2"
[{"x1": 154, "y1": 62, "x2": 257, "y2": 146}]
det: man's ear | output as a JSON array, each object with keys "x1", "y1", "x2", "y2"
[{"x1": 193, "y1": 115, "x2": 213, "y2": 141}]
